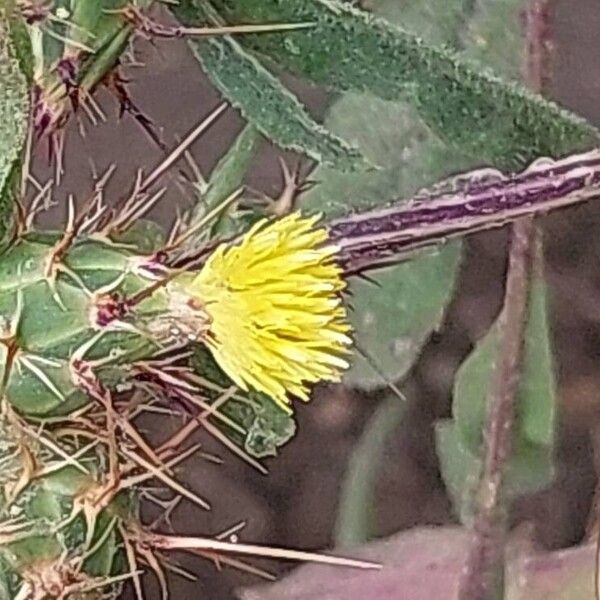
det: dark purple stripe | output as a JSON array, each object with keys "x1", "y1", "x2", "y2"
[{"x1": 329, "y1": 150, "x2": 600, "y2": 272}]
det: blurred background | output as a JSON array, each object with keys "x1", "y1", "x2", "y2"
[{"x1": 31, "y1": 0, "x2": 600, "y2": 596}]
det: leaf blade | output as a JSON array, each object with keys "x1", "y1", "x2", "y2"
[
  {"x1": 0, "y1": 9, "x2": 29, "y2": 238},
  {"x1": 199, "y1": 0, "x2": 596, "y2": 169},
  {"x1": 178, "y1": 1, "x2": 368, "y2": 171},
  {"x1": 439, "y1": 272, "x2": 557, "y2": 522}
]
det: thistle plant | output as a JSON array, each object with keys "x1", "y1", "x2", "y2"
[{"x1": 1, "y1": 1, "x2": 600, "y2": 599}]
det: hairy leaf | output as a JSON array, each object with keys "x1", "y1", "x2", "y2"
[
  {"x1": 200, "y1": 0, "x2": 596, "y2": 169},
  {"x1": 176, "y1": 1, "x2": 367, "y2": 171},
  {"x1": 0, "y1": 9, "x2": 29, "y2": 238}
]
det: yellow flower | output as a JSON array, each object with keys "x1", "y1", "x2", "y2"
[{"x1": 188, "y1": 212, "x2": 352, "y2": 412}]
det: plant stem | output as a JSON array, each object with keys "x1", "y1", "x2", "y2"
[
  {"x1": 330, "y1": 148, "x2": 600, "y2": 274},
  {"x1": 458, "y1": 2, "x2": 552, "y2": 599},
  {"x1": 525, "y1": 0, "x2": 553, "y2": 94},
  {"x1": 458, "y1": 220, "x2": 536, "y2": 600}
]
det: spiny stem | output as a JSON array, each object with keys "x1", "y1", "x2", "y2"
[
  {"x1": 458, "y1": 2, "x2": 551, "y2": 599},
  {"x1": 330, "y1": 148, "x2": 600, "y2": 274}
]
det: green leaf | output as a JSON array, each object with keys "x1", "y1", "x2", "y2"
[
  {"x1": 344, "y1": 246, "x2": 461, "y2": 389},
  {"x1": 177, "y1": 2, "x2": 367, "y2": 171},
  {"x1": 199, "y1": 0, "x2": 596, "y2": 169},
  {"x1": 0, "y1": 10, "x2": 29, "y2": 238},
  {"x1": 190, "y1": 347, "x2": 296, "y2": 458},
  {"x1": 434, "y1": 421, "x2": 481, "y2": 524},
  {"x1": 460, "y1": 0, "x2": 523, "y2": 79},
  {"x1": 362, "y1": 0, "x2": 477, "y2": 48},
  {"x1": 437, "y1": 277, "x2": 557, "y2": 523},
  {"x1": 302, "y1": 94, "x2": 474, "y2": 217},
  {"x1": 334, "y1": 394, "x2": 405, "y2": 547},
  {"x1": 300, "y1": 46, "x2": 472, "y2": 390},
  {"x1": 455, "y1": 280, "x2": 555, "y2": 450},
  {"x1": 189, "y1": 124, "x2": 261, "y2": 237},
  {"x1": 204, "y1": 124, "x2": 260, "y2": 213}
]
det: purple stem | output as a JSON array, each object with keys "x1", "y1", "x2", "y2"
[{"x1": 330, "y1": 148, "x2": 600, "y2": 273}]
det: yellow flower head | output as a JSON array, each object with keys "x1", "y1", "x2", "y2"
[{"x1": 188, "y1": 212, "x2": 352, "y2": 411}]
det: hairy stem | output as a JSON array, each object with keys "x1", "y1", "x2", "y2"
[
  {"x1": 329, "y1": 148, "x2": 600, "y2": 274},
  {"x1": 458, "y1": 2, "x2": 552, "y2": 599}
]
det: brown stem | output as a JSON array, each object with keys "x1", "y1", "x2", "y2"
[
  {"x1": 458, "y1": 220, "x2": 537, "y2": 600},
  {"x1": 524, "y1": 0, "x2": 553, "y2": 94},
  {"x1": 458, "y1": 2, "x2": 552, "y2": 599}
]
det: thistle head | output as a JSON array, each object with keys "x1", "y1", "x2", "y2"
[{"x1": 179, "y1": 213, "x2": 352, "y2": 412}]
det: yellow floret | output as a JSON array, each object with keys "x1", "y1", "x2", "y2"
[{"x1": 188, "y1": 212, "x2": 352, "y2": 412}]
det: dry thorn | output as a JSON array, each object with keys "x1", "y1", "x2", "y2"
[
  {"x1": 141, "y1": 530, "x2": 382, "y2": 571},
  {"x1": 99, "y1": 102, "x2": 228, "y2": 236},
  {"x1": 120, "y1": 445, "x2": 210, "y2": 510},
  {"x1": 119, "y1": 525, "x2": 146, "y2": 600},
  {"x1": 112, "y1": 5, "x2": 314, "y2": 39}
]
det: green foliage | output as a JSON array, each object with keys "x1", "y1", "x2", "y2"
[
  {"x1": 191, "y1": 347, "x2": 296, "y2": 458},
  {"x1": 199, "y1": 0, "x2": 597, "y2": 169},
  {"x1": 436, "y1": 276, "x2": 557, "y2": 522},
  {"x1": 302, "y1": 95, "x2": 473, "y2": 217},
  {"x1": 0, "y1": 0, "x2": 595, "y2": 595},
  {"x1": 179, "y1": 1, "x2": 367, "y2": 171},
  {"x1": 203, "y1": 125, "x2": 260, "y2": 213},
  {"x1": 297, "y1": 0, "x2": 474, "y2": 388},
  {"x1": 334, "y1": 394, "x2": 404, "y2": 547},
  {"x1": 0, "y1": 8, "x2": 29, "y2": 239},
  {"x1": 343, "y1": 247, "x2": 461, "y2": 389},
  {"x1": 193, "y1": 124, "x2": 261, "y2": 237}
]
